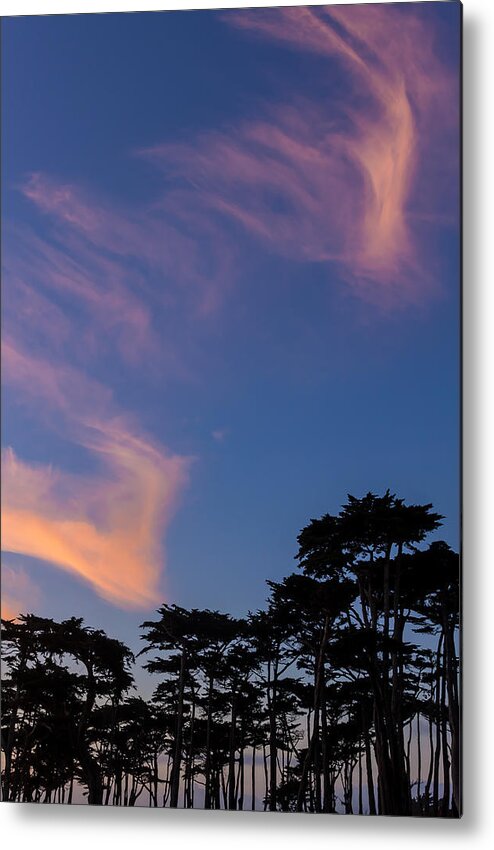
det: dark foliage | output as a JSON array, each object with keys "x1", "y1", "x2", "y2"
[{"x1": 1, "y1": 491, "x2": 460, "y2": 816}]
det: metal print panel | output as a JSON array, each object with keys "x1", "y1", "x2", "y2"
[{"x1": 1, "y1": 2, "x2": 461, "y2": 816}]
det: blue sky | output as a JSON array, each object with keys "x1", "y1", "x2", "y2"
[{"x1": 2, "y1": 3, "x2": 460, "y2": 653}]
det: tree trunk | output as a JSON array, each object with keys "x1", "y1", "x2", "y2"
[
  {"x1": 169, "y1": 649, "x2": 186, "y2": 808},
  {"x1": 204, "y1": 673, "x2": 214, "y2": 809},
  {"x1": 358, "y1": 739, "x2": 363, "y2": 815},
  {"x1": 268, "y1": 658, "x2": 278, "y2": 811},
  {"x1": 440, "y1": 643, "x2": 450, "y2": 817},
  {"x1": 322, "y1": 694, "x2": 332, "y2": 812},
  {"x1": 444, "y1": 616, "x2": 460, "y2": 816},
  {"x1": 365, "y1": 728, "x2": 377, "y2": 815},
  {"x1": 432, "y1": 638, "x2": 443, "y2": 816},
  {"x1": 297, "y1": 616, "x2": 330, "y2": 812},
  {"x1": 228, "y1": 692, "x2": 237, "y2": 810}
]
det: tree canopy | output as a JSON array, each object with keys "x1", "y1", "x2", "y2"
[{"x1": 1, "y1": 490, "x2": 460, "y2": 816}]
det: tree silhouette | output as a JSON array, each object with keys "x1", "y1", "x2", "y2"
[
  {"x1": 2, "y1": 615, "x2": 133, "y2": 804},
  {"x1": 296, "y1": 491, "x2": 444, "y2": 815},
  {"x1": 1, "y1": 490, "x2": 460, "y2": 816}
]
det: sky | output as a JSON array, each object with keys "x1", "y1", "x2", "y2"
[{"x1": 1, "y1": 2, "x2": 460, "y2": 660}]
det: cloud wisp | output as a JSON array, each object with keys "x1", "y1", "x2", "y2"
[
  {"x1": 1, "y1": 563, "x2": 42, "y2": 621},
  {"x1": 142, "y1": 3, "x2": 458, "y2": 305},
  {"x1": 12, "y1": 3, "x2": 458, "y2": 328},
  {"x1": 1, "y1": 4, "x2": 458, "y2": 615},
  {"x1": 20, "y1": 171, "x2": 236, "y2": 325},
  {"x1": 2, "y1": 341, "x2": 191, "y2": 609}
]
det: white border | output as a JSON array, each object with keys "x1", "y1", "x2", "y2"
[
  {"x1": 2, "y1": 1, "x2": 494, "y2": 848},
  {"x1": 5, "y1": 1, "x2": 377, "y2": 15}
]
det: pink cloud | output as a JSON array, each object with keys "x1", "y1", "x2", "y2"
[
  {"x1": 1, "y1": 563, "x2": 42, "y2": 621},
  {"x1": 142, "y1": 3, "x2": 458, "y2": 305},
  {"x1": 212, "y1": 428, "x2": 229, "y2": 443},
  {"x1": 5, "y1": 168, "x2": 238, "y2": 382},
  {"x1": 20, "y1": 172, "x2": 236, "y2": 321},
  {"x1": 3, "y1": 241, "x2": 151, "y2": 367},
  {"x1": 2, "y1": 270, "x2": 73, "y2": 355},
  {"x1": 1, "y1": 2, "x2": 458, "y2": 614},
  {"x1": 1, "y1": 341, "x2": 191, "y2": 609}
]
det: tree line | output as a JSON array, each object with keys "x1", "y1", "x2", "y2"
[{"x1": 1, "y1": 491, "x2": 460, "y2": 816}]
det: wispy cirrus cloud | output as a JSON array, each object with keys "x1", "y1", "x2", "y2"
[
  {"x1": 1, "y1": 341, "x2": 191, "y2": 609},
  {"x1": 3, "y1": 148, "x2": 224, "y2": 614},
  {"x1": 20, "y1": 171, "x2": 236, "y2": 321},
  {"x1": 2, "y1": 165, "x2": 239, "y2": 398},
  {"x1": 142, "y1": 3, "x2": 458, "y2": 304},
  {"x1": 1, "y1": 3, "x2": 458, "y2": 616},
  {"x1": 3, "y1": 226, "x2": 156, "y2": 364},
  {"x1": 12, "y1": 3, "x2": 458, "y2": 325}
]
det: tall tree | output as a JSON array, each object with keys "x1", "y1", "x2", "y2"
[
  {"x1": 1, "y1": 615, "x2": 133, "y2": 804},
  {"x1": 297, "y1": 491, "x2": 443, "y2": 815}
]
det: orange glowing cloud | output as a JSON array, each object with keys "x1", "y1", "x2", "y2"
[
  {"x1": 1, "y1": 342, "x2": 191, "y2": 609},
  {"x1": 1, "y1": 3, "x2": 458, "y2": 617}
]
